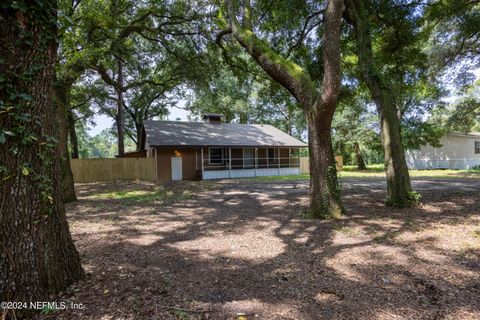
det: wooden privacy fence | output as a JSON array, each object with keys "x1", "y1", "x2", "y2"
[
  {"x1": 299, "y1": 156, "x2": 343, "y2": 174},
  {"x1": 70, "y1": 158, "x2": 156, "y2": 183}
]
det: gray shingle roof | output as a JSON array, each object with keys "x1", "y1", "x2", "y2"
[{"x1": 144, "y1": 120, "x2": 307, "y2": 147}]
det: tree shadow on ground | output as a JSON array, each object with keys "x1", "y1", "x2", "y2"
[{"x1": 47, "y1": 179, "x2": 480, "y2": 320}]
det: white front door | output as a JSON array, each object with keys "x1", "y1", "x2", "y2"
[{"x1": 171, "y1": 157, "x2": 182, "y2": 181}]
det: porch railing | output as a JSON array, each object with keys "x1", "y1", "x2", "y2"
[{"x1": 201, "y1": 156, "x2": 301, "y2": 171}]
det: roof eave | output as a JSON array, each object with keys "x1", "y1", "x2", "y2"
[{"x1": 148, "y1": 144, "x2": 308, "y2": 148}]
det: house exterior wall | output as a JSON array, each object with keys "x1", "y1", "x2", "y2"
[
  {"x1": 405, "y1": 135, "x2": 480, "y2": 169},
  {"x1": 155, "y1": 147, "x2": 198, "y2": 180},
  {"x1": 154, "y1": 146, "x2": 304, "y2": 180}
]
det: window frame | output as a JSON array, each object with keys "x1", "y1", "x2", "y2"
[
  {"x1": 208, "y1": 147, "x2": 224, "y2": 164},
  {"x1": 475, "y1": 141, "x2": 480, "y2": 154}
]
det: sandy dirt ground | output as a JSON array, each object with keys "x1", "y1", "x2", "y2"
[{"x1": 44, "y1": 178, "x2": 479, "y2": 320}]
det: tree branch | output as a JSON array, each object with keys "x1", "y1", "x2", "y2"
[
  {"x1": 224, "y1": 0, "x2": 316, "y2": 108},
  {"x1": 286, "y1": 10, "x2": 324, "y2": 57}
]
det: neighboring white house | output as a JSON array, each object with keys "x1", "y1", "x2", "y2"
[{"x1": 405, "y1": 133, "x2": 480, "y2": 170}]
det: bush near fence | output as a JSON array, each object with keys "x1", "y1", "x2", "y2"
[{"x1": 70, "y1": 158, "x2": 156, "y2": 183}]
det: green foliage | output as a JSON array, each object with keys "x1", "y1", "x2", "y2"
[
  {"x1": 402, "y1": 121, "x2": 446, "y2": 149},
  {"x1": 386, "y1": 190, "x2": 422, "y2": 208},
  {"x1": 424, "y1": 0, "x2": 480, "y2": 82},
  {"x1": 342, "y1": 0, "x2": 448, "y2": 152},
  {"x1": 406, "y1": 191, "x2": 422, "y2": 204},
  {"x1": 187, "y1": 65, "x2": 306, "y2": 139},
  {"x1": 444, "y1": 83, "x2": 480, "y2": 132},
  {"x1": 57, "y1": 0, "x2": 211, "y2": 152},
  {"x1": 333, "y1": 90, "x2": 383, "y2": 165},
  {"x1": 3, "y1": 0, "x2": 477, "y2": 195},
  {"x1": 187, "y1": 66, "x2": 254, "y2": 123},
  {"x1": 75, "y1": 127, "x2": 135, "y2": 158}
]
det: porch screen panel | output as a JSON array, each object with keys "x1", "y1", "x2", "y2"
[{"x1": 209, "y1": 148, "x2": 223, "y2": 164}]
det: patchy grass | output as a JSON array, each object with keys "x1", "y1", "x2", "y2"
[
  {"x1": 343, "y1": 164, "x2": 385, "y2": 172},
  {"x1": 341, "y1": 164, "x2": 480, "y2": 179},
  {"x1": 247, "y1": 173, "x2": 310, "y2": 182},
  {"x1": 89, "y1": 182, "x2": 209, "y2": 204},
  {"x1": 409, "y1": 169, "x2": 480, "y2": 178},
  {"x1": 93, "y1": 188, "x2": 193, "y2": 203},
  {"x1": 333, "y1": 224, "x2": 362, "y2": 237},
  {"x1": 249, "y1": 166, "x2": 480, "y2": 181}
]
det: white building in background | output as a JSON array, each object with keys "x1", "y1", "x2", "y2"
[{"x1": 406, "y1": 133, "x2": 480, "y2": 170}]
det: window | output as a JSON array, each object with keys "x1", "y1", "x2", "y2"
[
  {"x1": 268, "y1": 148, "x2": 276, "y2": 164},
  {"x1": 475, "y1": 141, "x2": 480, "y2": 154},
  {"x1": 209, "y1": 148, "x2": 223, "y2": 164}
]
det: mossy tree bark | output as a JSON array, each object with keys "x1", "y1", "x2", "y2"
[
  {"x1": 225, "y1": 0, "x2": 345, "y2": 218},
  {"x1": 345, "y1": 0, "x2": 417, "y2": 207},
  {"x1": 54, "y1": 81, "x2": 77, "y2": 202},
  {"x1": 307, "y1": 109, "x2": 343, "y2": 218},
  {"x1": 0, "y1": 2, "x2": 84, "y2": 319}
]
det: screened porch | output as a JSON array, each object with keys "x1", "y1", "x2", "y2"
[{"x1": 197, "y1": 147, "x2": 302, "y2": 180}]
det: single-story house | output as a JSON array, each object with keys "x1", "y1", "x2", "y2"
[
  {"x1": 405, "y1": 132, "x2": 480, "y2": 170},
  {"x1": 141, "y1": 114, "x2": 308, "y2": 181}
]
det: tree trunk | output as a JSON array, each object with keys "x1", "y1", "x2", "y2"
[
  {"x1": 345, "y1": 0, "x2": 417, "y2": 207},
  {"x1": 0, "y1": 3, "x2": 84, "y2": 319},
  {"x1": 135, "y1": 120, "x2": 142, "y2": 151},
  {"x1": 54, "y1": 83, "x2": 77, "y2": 202},
  {"x1": 116, "y1": 59, "x2": 125, "y2": 157},
  {"x1": 305, "y1": 0, "x2": 345, "y2": 218},
  {"x1": 354, "y1": 141, "x2": 367, "y2": 170},
  {"x1": 225, "y1": 0, "x2": 345, "y2": 218},
  {"x1": 306, "y1": 110, "x2": 344, "y2": 218},
  {"x1": 67, "y1": 108, "x2": 80, "y2": 159},
  {"x1": 375, "y1": 93, "x2": 414, "y2": 207}
]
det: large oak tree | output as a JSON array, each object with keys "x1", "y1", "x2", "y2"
[
  {"x1": 0, "y1": 1, "x2": 84, "y2": 318},
  {"x1": 222, "y1": 0, "x2": 345, "y2": 218},
  {"x1": 344, "y1": 0, "x2": 419, "y2": 207}
]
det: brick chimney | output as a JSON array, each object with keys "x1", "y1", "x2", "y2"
[{"x1": 202, "y1": 113, "x2": 224, "y2": 124}]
